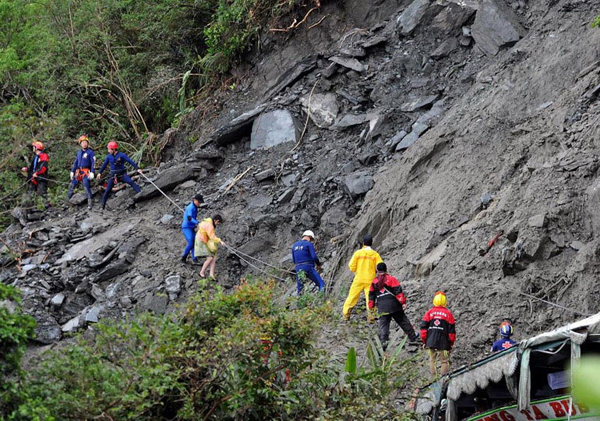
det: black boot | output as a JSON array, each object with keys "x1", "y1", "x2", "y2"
[{"x1": 67, "y1": 185, "x2": 74, "y2": 200}]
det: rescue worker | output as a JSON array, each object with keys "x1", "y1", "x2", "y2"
[
  {"x1": 368, "y1": 262, "x2": 420, "y2": 351},
  {"x1": 491, "y1": 321, "x2": 517, "y2": 352},
  {"x1": 98, "y1": 141, "x2": 142, "y2": 210},
  {"x1": 67, "y1": 135, "x2": 96, "y2": 209},
  {"x1": 195, "y1": 214, "x2": 225, "y2": 279},
  {"x1": 24, "y1": 140, "x2": 50, "y2": 208},
  {"x1": 291, "y1": 230, "x2": 325, "y2": 294},
  {"x1": 421, "y1": 291, "x2": 456, "y2": 378},
  {"x1": 181, "y1": 193, "x2": 204, "y2": 264},
  {"x1": 342, "y1": 234, "x2": 383, "y2": 322}
]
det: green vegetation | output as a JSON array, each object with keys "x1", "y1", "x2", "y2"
[
  {"x1": 0, "y1": 0, "x2": 319, "y2": 227},
  {"x1": 593, "y1": 15, "x2": 600, "y2": 27},
  {"x1": 2, "y1": 280, "x2": 419, "y2": 419},
  {"x1": 0, "y1": 284, "x2": 36, "y2": 410}
]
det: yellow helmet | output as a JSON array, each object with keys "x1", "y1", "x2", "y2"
[
  {"x1": 78, "y1": 135, "x2": 89, "y2": 144},
  {"x1": 433, "y1": 291, "x2": 447, "y2": 307}
]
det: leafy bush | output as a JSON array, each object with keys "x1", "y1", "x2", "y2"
[
  {"x1": 593, "y1": 15, "x2": 600, "y2": 27},
  {"x1": 4, "y1": 279, "x2": 420, "y2": 419}
]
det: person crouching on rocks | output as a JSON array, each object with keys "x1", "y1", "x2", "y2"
[
  {"x1": 368, "y1": 262, "x2": 420, "y2": 351},
  {"x1": 195, "y1": 214, "x2": 225, "y2": 279},
  {"x1": 181, "y1": 193, "x2": 203, "y2": 264}
]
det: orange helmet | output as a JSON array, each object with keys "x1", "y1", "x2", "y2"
[
  {"x1": 78, "y1": 135, "x2": 89, "y2": 144},
  {"x1": 107, "y1": 141, "x2": 118, "y2": 150},
  {"x1": 32, "y1": 141, "x2": 44, "y2": 151}
]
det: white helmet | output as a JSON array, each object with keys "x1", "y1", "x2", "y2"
[{"x1": 302, "y1": 230, "x2": 315, "y2": 239}]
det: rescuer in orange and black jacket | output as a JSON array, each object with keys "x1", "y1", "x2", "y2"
[
  {"x1": 25, "y1": 140, "x2": 50, "y2": 207},
  {"x1": 368, "y1": 262, "x2": 419, "y2": 351},
  {"x1": 420, "y1": 291, "x2": 456, "y2": 377}
]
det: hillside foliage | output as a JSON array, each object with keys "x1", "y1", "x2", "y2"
[
  {"x1": 2, "y1": 280, "x2": 418, "y2": 420},
  {"x1": 0, "y1": 0, "x2": 319, "y2": 227}
]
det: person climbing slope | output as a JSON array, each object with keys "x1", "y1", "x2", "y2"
[
  {"x1": 195, "y1": 214, "x2": 225, "y2": 279},
  {"x1": 98, "y1": 141, "x2": 142, "y2": 210},
  {"x1": 420, "y1": 291, "x2": 456, "y2": 378},
  {"x1": 67, "y1": 135, "x2": 96, "y2": 209},
  {"x1": 181, "y1": 193, "x2": 204, "y2": 264},
  {"x1": 368, "y1": 262, "x2": 420, "y2": 351},
  {"x1": 291, "y1": 230, "x2": 325, "y2": 294},
  {"x1": 343, "y1": 234, "x2": 383, "y2": 322}
]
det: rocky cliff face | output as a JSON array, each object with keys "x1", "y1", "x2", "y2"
[{"x1": 3, "y1": 0, "x2": 600, "y2": 368}]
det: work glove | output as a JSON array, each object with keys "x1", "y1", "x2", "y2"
[
  {"x1": 70, "y1": 172, "x2": 74, "y2": 180},
  {"x1": 88, "y1": 172, "x2": 95, "y2": 180}
]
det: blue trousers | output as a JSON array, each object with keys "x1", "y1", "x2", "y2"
[
  {"x1": 295, "y1": 264, "x2": 325, "y2": 294},
  {"x1": 181, "y1": 227, "x2": 196, "y2": 259},
  {"x1": 102, "y1": 174, "x2": 141, "y2": 206},
  {"x1": 67, "y1": 176, "x2": 93, "y2": 199}
]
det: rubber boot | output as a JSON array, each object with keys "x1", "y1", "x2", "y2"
[
  {"x1": 67, "y1": 185, "x2": 74, "y2": 200},
  {"x1": 87, "y1": 198, "x2": 92, "y2": 210}
]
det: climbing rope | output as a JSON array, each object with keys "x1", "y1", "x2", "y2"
[
  {"x1": 516, "y1": 291, "x2": 591, "y2": 317},
  {"x1": 222, "y1": 242, "x2": 290, "y2": 283},
  {"x1": 223, "y1": 243, "x2": 295, "y2": 275},
  {"x1": 140, "y1": 172, "x2": 185, "y2": 213}
]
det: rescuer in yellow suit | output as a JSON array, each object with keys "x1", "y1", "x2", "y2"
[{"x1": 342, "y1": 234, "x2": 383, "y2": 322}]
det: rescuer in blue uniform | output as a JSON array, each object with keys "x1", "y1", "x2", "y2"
[
  {"x1": 291, "y1": 230, "x2": 325, "y2": 294},
  {"x1": 491, "y1": 321, "x2": 517, "y2": 352},
  {"x1": 98, "y1": 141, "x2": 142, "y2": 210},
  {"x1": 67, "y1": 135, "x2": 96, "y2": 209},
  {"x1": 181, "y1": 193, "x2": 204, "y2": 264}
]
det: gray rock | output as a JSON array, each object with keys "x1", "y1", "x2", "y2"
[
  {"x1": 135, "y1": 166, "x2": 195, "y2": 202},
  {"x1": 0, "y1": 299, "x2": 16, "y2": 314},
  {"x1": 339, "y1": 46, "x2": 366, "y2": 58},
  {"x1": 238, "y1": 236, "x2": 273, "y2": 258},
  {"x1": 361, "y1": 36, "x2": 387, "y2": 48},
  {"x1": 264, "y1": 55, "x2": 317, "y2": 99},
  {"x1": 390, "y1": 131, "x2": 408, "y2": 150},
  {"x1": 68, "y1": 192, "x2": 88, "y2": 206},
  {"x1": 301, "y1": 93, "x2": 339, "y2": 128},
  {"x1": 277, "y1": 188, "x2": 296, "y2": 204},
  {"x1": 21, "y1": 254, "x2": 46, "y2": 265},
  {"x1": 570, "y1": 241, "x2": 585, "y2": 251},
  {"x1": 255, "y1": 169, "x2": 275, "y2": 182},
  {"x1": 471, "y1": 0, "x2": 526, "y2": 56},
  {"x1": 431, "y1": 2, "x2": 476, "y2": 34},
  {"x1": 430, "y1": 38, "x2": 459, "y2": 59},
  {"x1": 481, "y1": 193, "x2": 493, "y2": 208},
  {"x1": 290, "y1": 188, "x2": 306, "y2": 206},
  {"x1": 416, "y1": 100, "x2": 445, "y2": 125},
  {"x1": 396, "y1": 132, "x2": 420, "y2": 151},
  {"x1": 91, "y1": 283, "x2": 106, "y2": 301},
  {"x1": 84, "y1": 305, "x2": 101, "y2": 323},
  {"x1": 61, "y1": 316, "x2": 81, "y2": 333},
  {"x1": 412, "y1": 122, "x2": 430, "y2": 136},
  {"x1": 210, "y1": 103, "x2": 268, "y2": 146},
  {"x1": 106, "y1": 281, "x2": 122, "y2": 299},
  {"x1": 251, "y1": 110, "x2": 299, "y2": 150},
  {"x1": 341, "y1": 161, "x2": 361, "y2": 174},
  {"x1": 329, "y1": 56, "x2": 365, "y2": 73},
  {"x1": 34, "y1": 313, "x2": 62, "y2": 344},
  {"x1": 397, "y1": 0, "x2": 430, "y2": 35},
  {"x1": 321, "y1": 63, "x2": 337, "y2": 78},
  {"x1": 528, "y1": 213, "x2": 547, "y2": 228},
  {"x1": 178, "y1": 180, "x2": 197, "y2": 190},
  {"x1": 160, "y1": 214, "x2": 175, "y2": 224},
  {"x1": 246, "y1": 194, "x2": 273, "y2": 209},
  {"x1": 333, "y1": 113, "x2": 372, "y2": 128},
  {"x1": 50, "y1": 293, "x2": 65, "y2": 307},
  {"x1": 165, "y1": 275, "x2": 181, "y2": 300},
  {"x1": 94, "y1": 259, "x2": 130, "y2": 283},
  {"x1": 321, "y1": 206, "x2": 347, "y2": 235},
  {"x1": 142, "y1": 293, "x2": 169, "y2": 314},
  {"x1": 281, "y1": 173, "x2": 298, "y2": 187},
  {"x1": 343, "y1": 171, "x2": 374, "y2": 197},
  {"x1": 400, "y1": 95, "x2": 439, "y2": 112},
  {"x1": 118, "y1": 237, "x2": 147, "y2": 262},
  {"x1": 367, "y1": 114, "x2": 386, "y2": 139}
]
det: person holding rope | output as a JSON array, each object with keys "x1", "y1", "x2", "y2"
[
  {"x1": 98, "y1": 141, "x2": 142, "y2": 210},
  {"x1": 67, "y1": 135, "x2": 96, "y2": 209},
  {"x1": 181, "y1": 193, "x2": 204, "y2": 264},
  {"x1": 195, "y1": 214, "x2": 225, "y2": 279},
  {"x1": 23, "y1": 140, "x2": 51, "y2": 209},
  {"x1": 291, "y1": 230, "x2": 325, "y2": 295}
]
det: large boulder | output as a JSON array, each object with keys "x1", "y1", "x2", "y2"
[
  {"x1": 343, "y1": 171, "x2": 374, "y2": 198},
  {"x1": 397, "y1": 0, "x2": 431, "y2": 36},
  {"x1": 301, "y1": 93, "x2": 339, "y2": 128},
  {"x1": 135, "y1": 166, "x2": 196, "y2": 201},
  {"x1": 471, "y1": 0, "x2": 527, "y2": 56},
  {"x1": 431, "y1": 2, "x2": 476, "y2": 34},
  {"x1": 250, "y1": 110, "x2": 299, "y2": 150}
]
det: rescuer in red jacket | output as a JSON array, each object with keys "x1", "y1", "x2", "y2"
[{"x1": 420, "y1": 291, "x2": 456, "y2": 377}]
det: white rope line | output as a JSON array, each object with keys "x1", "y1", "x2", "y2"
[
  {"x1": 223, "y1": 242, "x2": 289, "y2": 283},
  {"x1": 140, "y1": 172, "x2": 185, "y2": 213},
  {"x1": 223, "y1": 243, "x2": 296, "y2": 275},
  {"x1": 516, "y1": 291, "x2": 591, "y2": 317}
]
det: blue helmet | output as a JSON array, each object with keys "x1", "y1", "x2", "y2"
[{"x1": 500, "y1": 322, "x2": 513, "y2": 338}]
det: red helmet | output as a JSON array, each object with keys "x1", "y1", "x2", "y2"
[
  {"x1": 107, "y1": 141, "x2": 118, "y2": 150},
  {"x1": 78, "y1": 135, "x2": 89, "y2": 144},
  {"x1": 32, "y1": 141, "x2": 44, "y2": 151}
]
